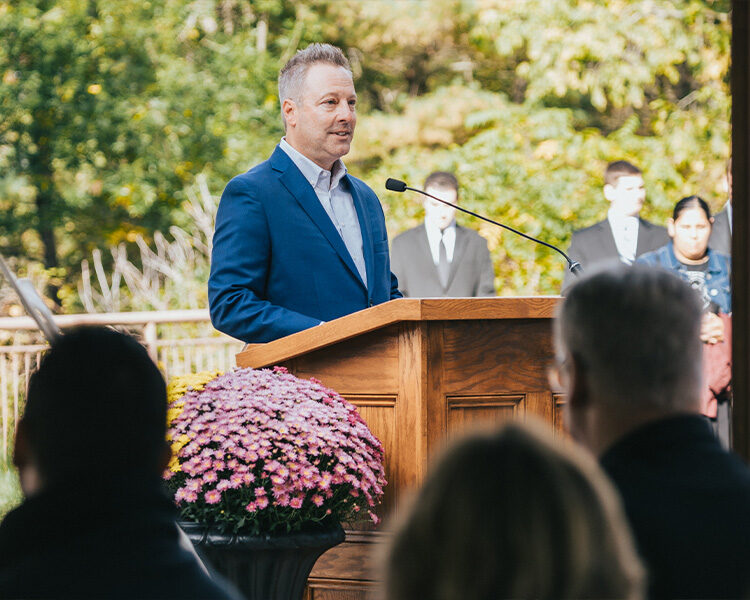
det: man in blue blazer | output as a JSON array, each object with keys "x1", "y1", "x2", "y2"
[{"x1": 209, "y1": 44, "x2": 401, "y2": 343}]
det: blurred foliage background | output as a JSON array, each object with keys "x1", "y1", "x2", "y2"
[{"x1": 0, "y1": 0, "x2": 731, "y2": 307}]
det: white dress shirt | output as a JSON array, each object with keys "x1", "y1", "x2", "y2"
[
  {"x1": 727, "y1": 201, "x2": 733, "y2": 233},
  {"x1": 425, "y1": 221, "x2": 457, "y2": 264},
  {"x1": 607, "y1": 211, "x2": 640, "y2": 264},
  {"x1": 279, "y1": 138, "x2": 367, "y2": 286}
]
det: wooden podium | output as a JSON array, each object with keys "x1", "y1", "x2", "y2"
[{"x1": 236, "y1": 297, "x2": 561, "y2": 600}]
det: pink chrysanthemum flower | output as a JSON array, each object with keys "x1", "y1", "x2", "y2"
[
  {"x1": 164, "y1": 367, "x2": 387, "y2": 535},
  {"x1": 204, "y1": 490, "x2": 222, "y2": 505}
]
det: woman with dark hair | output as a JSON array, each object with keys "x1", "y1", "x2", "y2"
[
  {"x1": 384, "y1": 421, "x2": 644, "y2": 600},
  {"x1": 638, "y1": 196, "x2": 732, "y2": 440}
]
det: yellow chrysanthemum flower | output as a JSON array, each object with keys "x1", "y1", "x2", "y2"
[{"x1": 165, "y1": 370, "x2": 223, "y2": 473}]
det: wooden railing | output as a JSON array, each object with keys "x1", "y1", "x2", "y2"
[{"x1": 0, "y1": 310, "x2": 243, "y2": 462}]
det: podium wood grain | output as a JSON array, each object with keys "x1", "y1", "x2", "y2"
[{"x1": 236, "y1": 297, "x2": 561, "y2": 599}]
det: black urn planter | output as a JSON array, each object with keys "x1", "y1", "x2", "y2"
[{"x1": 179, "y1": 520, "x2": 345, "y2": 600}]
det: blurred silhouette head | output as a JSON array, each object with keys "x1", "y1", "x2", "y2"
[
  {"x1": 555, "y1": 265, "x2": 703, "y2": 452},
  {"x1": 15, "y1": 326, "x2": 169, "y2": 494},
  {"x1": 385, "y1": 421, "x2": 644, "y2": 600}
]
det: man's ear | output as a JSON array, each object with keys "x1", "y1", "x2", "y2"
[
  {"x1": 13, "y1": 419, "x2": 30, "y2": 471},
  {"x1": 281, "y1": 98, "x2": 297, "y2": 129},
  {"x1": 603, "y1": 183, "x2": 615, "y2": 202},
  {"x1": 13, "y1": 419, "x2": 41, "y2": 497},
  {"x1": 566, "y1": 353, "x2": 590, "y2": 410}
]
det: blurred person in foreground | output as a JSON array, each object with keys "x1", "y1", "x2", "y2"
[
  {"x1": 637, "y1": 196, "x2": 732, "y2": 445},
  {"x1": 390, "y1": 171, "x2": 495, "y2": 297},
  {"x1": 0, "y1": 326, "x2": 238, "y2": 599},
  {"x1": 555, "y1": 265, "x2": 750, "y2": 599},
  {"x1": 385, "y1": 421, "x2": 644, "y2": 600}
]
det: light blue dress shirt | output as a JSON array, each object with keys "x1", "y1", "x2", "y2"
[{"x1": 279, "y1": 138, "x2": 367, "y2": 287}]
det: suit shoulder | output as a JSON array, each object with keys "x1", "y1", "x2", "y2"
[
  {"x1": 639, "y1": 218, "x2": 667, "y2": 233},
  {"x1": 457, "y1": 225, "x2": 490, "y2": 244},
  {"x1": 346, "y1": 174, "x2": 377, "y2": 197},
  {"x1": 456, "y1": 225, "x2": 489, "y2": 250},
  {"x1": 225, "y1": 158, "x2": 275, "y2": 188},
  {"x1": 569, "y1": 220, "x2": 609, "y2": 243},
  {"x1": 573, "y1": 219, "x2": 609, "y2": 235},
  {"x1": 392, "y1": 225, "x2": 424, "y2": 246}
]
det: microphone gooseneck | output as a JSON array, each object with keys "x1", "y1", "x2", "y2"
[{"x1": 385, "y1": 178, "x2": 582, "y2": 276}]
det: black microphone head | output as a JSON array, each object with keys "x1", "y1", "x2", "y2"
[{"x1": 385, "y1": 178, "x2": 407, "y2": 192}]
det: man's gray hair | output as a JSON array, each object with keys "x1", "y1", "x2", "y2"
[
  {"x1": 278, "y1": 43, "x2": 351, "y2": 127},
  {"x1": 555, "y1": 265, "x2": 703, "y2": 410}
]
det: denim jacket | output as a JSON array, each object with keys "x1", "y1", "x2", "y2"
[{"x1": 636, "y1": 242, "x2": 732, "y2": 313}]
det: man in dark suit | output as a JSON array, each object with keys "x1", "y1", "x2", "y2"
[
  {"x1": 562, "y1": 161, "x2": 668, "y2": 292},
  {"x1": 390, "y1": 172, "x2": 495, "y2": 297},
  {"x1": 0, "y1": 327, "x2": 238, "y2": 599},
  {"x1": 209, "y1": 44, "x2": 401, "y2": 344},
  {"x1": 555, "y1": 265, "x2": 750, "y2": 599},
  {"x1": 709, "y1": 158, "x2": 732, "y2": 255}
]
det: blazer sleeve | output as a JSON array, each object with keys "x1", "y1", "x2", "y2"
[
  {"x1": 476, "y1": 237, "x2": 496, "y2": 296},
  {"x1": 390, "y1": 269, "x2": 403, "y2": 300},
  {"x1": 389, "y1": 234, "x2": 409, "y2": 297},
  {"x1": 208, "y1": 176, "x2": 322, "y2": 343}
]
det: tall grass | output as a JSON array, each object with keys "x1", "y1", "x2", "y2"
[{"x1": 0, "y1": 467, "x2": 22, "y2": 519}]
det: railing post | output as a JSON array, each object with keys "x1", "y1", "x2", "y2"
[{"x1": 143, "y1": 321, "x2": 158, "y2": 363}]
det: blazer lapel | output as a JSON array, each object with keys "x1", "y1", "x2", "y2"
[
  {"x1": 447, "y1": 225, "x2": 469, "y2": 289},
  {"x1": 417, "y1": 226, "x2": 443, "y2": 289},
  {"x1": 346, "y1": 176, "x2": 373, "y2": 291},
  {"x1": 271, "y1": 147, "x2": 364, "y2": 288},
  {"x1": 597, "y1": 221, "x2": 620, "y2": 258}
]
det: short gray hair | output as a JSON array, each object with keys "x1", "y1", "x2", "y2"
[
  {"x1": 278, "y1": 43, "x2": 351, "y2": 127},
  {"x1": 556, "y1": 265, "x2": 703, "y2": 410}
]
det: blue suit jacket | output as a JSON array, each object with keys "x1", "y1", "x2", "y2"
[{"x1": 209, "y1": 145, "x2": 401, "y2": 343}]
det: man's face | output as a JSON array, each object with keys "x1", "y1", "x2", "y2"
[
  {"x1": 604, "y1": 175, "x2": 646, "y2": 217},
  {"x1": 282, "y1": 63, "x2": 357, "y2": 171},
  {"x1": 550, "y1": 342, "x2": 593, "y2": 450},
  {"x1": 424, "y1": 186, "x2": 458, "y2": 230}
]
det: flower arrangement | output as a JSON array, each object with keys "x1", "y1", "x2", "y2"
[{"x1": 164, "y1": 366, "x2": 387, "y2": 535}]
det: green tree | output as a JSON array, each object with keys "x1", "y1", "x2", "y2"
[{"x1": 0, "y1": 0, "x2": 226, "y2": 300}]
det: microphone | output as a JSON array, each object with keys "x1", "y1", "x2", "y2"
[{"x1": 385, "y1": 178, "x2": 582, "y2": 276}]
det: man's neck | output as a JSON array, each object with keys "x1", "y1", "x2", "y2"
[
  {"x1": 586, "y1": 405, "x2": 697, "y2": 457},
  {"x1": 607, "y1": 209, "x2": 639, "y2": 221},
  {"x1": 281, "y1": 136, "x2": 335, "y2": 172}
]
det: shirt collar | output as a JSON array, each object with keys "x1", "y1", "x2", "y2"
[
  {"x1": 279, "y1": 138, "x2": 348, "y2": 191},
  {"x1": 424, "y1": 219, "x2": 456, "y2": 239},
  {"x1": 607, "y1": 210, "x2": 639, "y2": 229}
]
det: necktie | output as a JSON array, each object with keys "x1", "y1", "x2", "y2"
[{"x1": 438, "y1": 231, "x2": 450, "y2": 289}]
